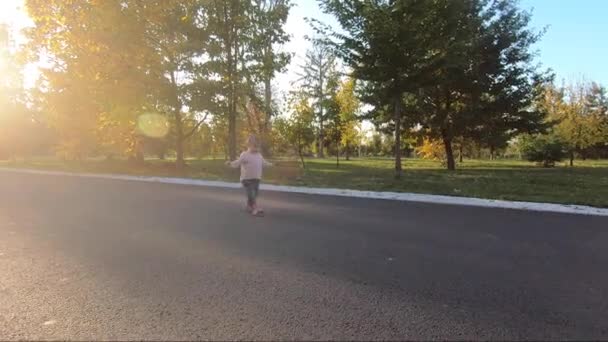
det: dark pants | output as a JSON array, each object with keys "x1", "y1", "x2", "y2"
[{"x1": 242, "y1": 179, "x2": 260, "y2": 207}]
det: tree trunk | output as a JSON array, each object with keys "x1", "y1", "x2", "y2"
[
  {"x1": 136, "y1": 150, "x2": 144, "y2": 164},
  {"x1": 394, "y1": 96, "x2": 403, "y2": 179},
  {"x1": 317, "y1": 67, "x2": 324, "y2": 158},
  {"x1": 227, "y1": 26, "x2": 238, "y2": 161},
  {"x1": 336, "y1": 139, "x2": 340, "y2": 168},
  {"x1": 228, "y1": 99, "x2": 237, "y2": 159},
  {"x1": 570, "y1": 150, "x2": 574, "y2": 167},
  {"x1": 459, "y1": 144, "x2": 463, "y2": 163},
  {"x1": 174, "y1": 110, "x2": 185, "y2": 170},
  {"x1": 490, "y1": 145, "x2": 496, "y2": 160},
  {"x1": 317, "y1": 122, "x2": 325, "y2": 158},
  {"x1": 169, "y1": 67, "x2": 185, "y2": 170},
  {"x1": 299, "y1": 150, "x2": 306, "y2": 169},
  {"x1": 318, "y1": 122, "x2": 324, "y2": 158},
  {"x1": 262, "y1": 77, "x2": 272, "y2": 156},
  {"x1": 296, "y1": 135, "x2": 306, "y2": 169},
  {"x1": 442, "y1": 130, "x2": 456, "y2": 171},
  {"x1": 346, "y1": 142, "x2": 351, "y2": 161}
]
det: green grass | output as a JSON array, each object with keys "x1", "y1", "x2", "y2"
[{"x1": 2, "y1": 156, "x2": 608, "y2": 208}]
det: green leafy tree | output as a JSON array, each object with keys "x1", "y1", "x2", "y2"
[
  {"x1": 585, "y1": 82, "x2": 608, "y2": 156},
  {"x1": 369, "y1": 131, "x2": 383, "y2": 156},
  {"x1": 135, "y1": 0, "x2": 214, "y2": 168},
  {"x1": 249, "y1": 0, "x2": 292, "y2": 154},
  {"x1": 280, "y1": 92, "x2": 316, "y2": 168},
  {"x1": 320, "y1": 0, "x2": 547, "y2": 172},
  {"x1": 336, "y1": 78, "x2": 360, "y2": 161},
  {"x1": 543, "y1": 81, "x2": 605, "y2": 165},
  {"x1": 415, "y1": 0, "x2": 547, "y2": 170},
  {"x1": 297, "y1": 41, "x2": 339, "y2": 158},
  {"x1": 317, "y1": 0, "x2": 443, "y2": 177}
]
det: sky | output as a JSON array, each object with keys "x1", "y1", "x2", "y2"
[{"x1": 2, "y1": 0, "x2": 607, "y2": 90}]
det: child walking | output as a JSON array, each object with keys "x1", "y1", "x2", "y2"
[{"x1": 226, "y1": 135, "x2": 272, "y2": 216}]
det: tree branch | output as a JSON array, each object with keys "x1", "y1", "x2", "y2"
[{"x1": 183, "y1": 113, "x2": 209, "y2": 139}]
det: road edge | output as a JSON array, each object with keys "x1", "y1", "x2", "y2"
[{"x1": 2, "y1": 167, "x2": 607, "y2": 217}]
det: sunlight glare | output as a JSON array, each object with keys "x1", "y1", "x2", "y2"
[{"x1": 137, "y1": 113, "x2": 169, "y2": 139}]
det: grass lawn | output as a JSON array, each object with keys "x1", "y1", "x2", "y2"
[{"x1": 2, "y1": 156, "x2": 607, "y2": 208}]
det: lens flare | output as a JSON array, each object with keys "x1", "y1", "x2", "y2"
[{"x1": 137, "y1": 113, "x2": 169, "y2": 138}]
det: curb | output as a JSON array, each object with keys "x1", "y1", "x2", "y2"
[{"x1": 2, "y1": 167, "x2": 607, "y2": 217}]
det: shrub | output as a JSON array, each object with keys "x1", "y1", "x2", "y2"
[
  {"x1": 520, "y1": 134, "x2": 567, "y2": 167},
  {"x1": 416, "y1": 138, "x2": 446, "y2": 163}
]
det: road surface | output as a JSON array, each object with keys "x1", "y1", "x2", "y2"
[{"x1": 1, "y1": 172, "x2": 607, "y2": 340}]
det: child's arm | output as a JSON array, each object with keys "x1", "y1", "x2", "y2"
[
  {"x1": 226, "y1": 153, "x2": 244, "y2": 168},
  {"x1": 262, "y1": 157, "x2": 273, "y2": 167}
]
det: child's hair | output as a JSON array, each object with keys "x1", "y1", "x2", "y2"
[{"x1": 247, "y1": 135, "x2": 259, "y2": 152}]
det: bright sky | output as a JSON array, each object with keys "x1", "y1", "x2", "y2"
[
  {"x1": 519, "y1": 0, "x2": 608, "y2": 85},
  {"x1": 2, "y1": 0, "x2": 607, "y2": 89},
  {"x1": 0, "y1": 0, "x2": 29, "y2": 39}
]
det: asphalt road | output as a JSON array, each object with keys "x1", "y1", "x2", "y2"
[{"x1": 1, "y1": 172, "x2": 608, "y2": 340}]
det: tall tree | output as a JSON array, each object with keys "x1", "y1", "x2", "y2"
[
  {"x1": 550, "y1": 81, "x2": 606, "y2": 165},
  {"x1": 134, "y1": 0, "x2": 213, "y2": 168},
  {"x1": 297, "y1": 41, "x2": 338, "y2": 158},
  {"x1": 0, "y1": 24, "x2": 42, "y2": 160},
  {"x1": 415, "y1": 0, "x2": 547, "y2": 170},
  {"x1": 320, "y1": 0, "x2": 547, "y2": 171},
  {"x1": 586, "y1": 82, "x2": 608, "y2": 116},
  {"x1": 278, "y1": 91, "x2": 316, "y2": 168},
  {"x1": 335, "y1": 78, "x2": 360, "y2": 161},
  {"x1": 585, "y1": 82, "x2": 608, "y2": 156},
  {"x1": 203, "y1": 0, "x2": 254, "y2": 160},
  {"x1": 24, "y1": 0, "x2": 142, "y2": 160},
  {"x1": 317, "y1": 0, "x2": 437, "y2": 177},
  {"x1": 249, "y1": 0, "x2": 292, "y2": 155}
]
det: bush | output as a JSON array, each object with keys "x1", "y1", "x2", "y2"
[
  {"x1": 519, "y1": 134, "x2": 567, "y2": 167},
  {"x1": 416, "y1": 138, "x2": 446, "y2": 162}
]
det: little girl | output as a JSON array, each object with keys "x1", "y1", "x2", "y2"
[{"x1": 226, "y1": 135, "x2": 272, "y2": 216}]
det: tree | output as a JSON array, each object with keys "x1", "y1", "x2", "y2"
[
  {"x1": 317, "y1": 0, "x2": 440, "y2": 177},
  {"x1": 369, "y1": 131, "x2": 383, "y2": 156},
  {"x1": 24, "y1": 0, "x2": 205, "y2": 164},
  {"x1": 279, "y1": 92, "x2": 315, "y2": 168},
  {"x1": 413, "y1": 0, "x2": 547, "y2": 170},
  {"x1": 0, "y1": 27, "x2": 47, "y2": 160},
  {"x1": 416, "y1": 138, "x2": 446, "y2": 163},
  {"x1": 249, "y1": 0, "x2": 292, "y2": 155},
  {"x1": 324, "y1": 67, "x2": 342, "y2": 167},
  {"x1": 297, "y1": 41, "x2": 338, "y2": 158},
  {"x1": 519, "y1": 133, "x2": 566, "y2": 168},
  {"x1": 585, "y1": 82, "x2": 608, "y2": 157},
  {"x1": 336, "y1": 78, "x2": 360, "y2": 161},
  {"x1": 586, "y1": 83, "x2": 608, "y2": 115},
  {"x1": 24, "y1": 0, "x2": 127, "y2": 160},
  {"x1": 544, "y1": 81, "x2": 605, "y2": 165},
  {"x1": 135, "y1": 0, "x2": 214, "y2": 168}
]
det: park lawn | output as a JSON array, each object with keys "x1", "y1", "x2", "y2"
[{"x1": 1, "y1": 157, "x2": 607, "y2": 208}]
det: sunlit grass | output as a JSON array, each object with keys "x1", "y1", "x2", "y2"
[{"x1": 1, "y1": 156, "x2": 607, "y2": 207}]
